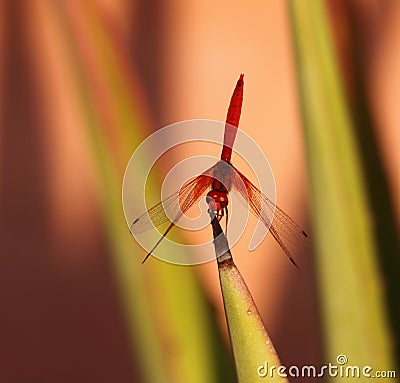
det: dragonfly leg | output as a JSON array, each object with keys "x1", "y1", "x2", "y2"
[{"x1": 224, "y1": 206, "x2": 229, "y2": 238}]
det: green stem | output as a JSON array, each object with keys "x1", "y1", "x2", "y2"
[{"x1": 209, "y1": 212, "x2": 289, "y2": 383}]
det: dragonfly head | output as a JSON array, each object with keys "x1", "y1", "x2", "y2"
[{"x1": 206, "y1": 190, "x2": 228, "y2": 212}]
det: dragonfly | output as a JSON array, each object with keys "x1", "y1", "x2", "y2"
[{"x1": 130, "y1": 74, "x2": 308, "y2": 266}]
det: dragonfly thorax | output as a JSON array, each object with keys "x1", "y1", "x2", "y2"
[{"x1": 211, "y1": 178, "x2": 228, "y2": 193}]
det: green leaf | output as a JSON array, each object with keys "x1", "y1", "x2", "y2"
[
  {"x1": 210, "y1": 214, "x2": 289, "y2": 383},
  {"x1": 288, "y1": 0, "x2": 396, "y2": 374}
]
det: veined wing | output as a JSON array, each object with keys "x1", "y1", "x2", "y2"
[
  {"x1": 231, "y1": 166, "x2": 308, "y2": 264},
  {"x1": 129, "y1": 165, "x2": 216, "y2": 234},
  {"x1": 232, "y1": 166, "x2": 308, "y2": 246}
]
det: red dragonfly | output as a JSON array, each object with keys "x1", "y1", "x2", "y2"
[{"x1": 131, "y1": 74, "x2": 308, "y2": 266}]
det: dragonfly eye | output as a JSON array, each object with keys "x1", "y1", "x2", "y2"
[{"x1": 206, "y1": 190, "x2": 229, "y2": 210}]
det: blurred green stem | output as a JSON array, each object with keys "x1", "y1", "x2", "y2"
[{"x1": 288, "y1": 0, "x2": 396, "y2": 374}]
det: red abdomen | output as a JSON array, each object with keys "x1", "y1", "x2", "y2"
[{"x1": 221, "y1": 74, "x2": 244, "y2": 163}]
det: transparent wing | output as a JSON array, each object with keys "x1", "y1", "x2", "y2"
[
  {"x1": 231, "y1": 166, "x2": 309, "y2": 247},
  {"x1": 129, "y1": 164, "x2": 216, "y2": 234}
]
